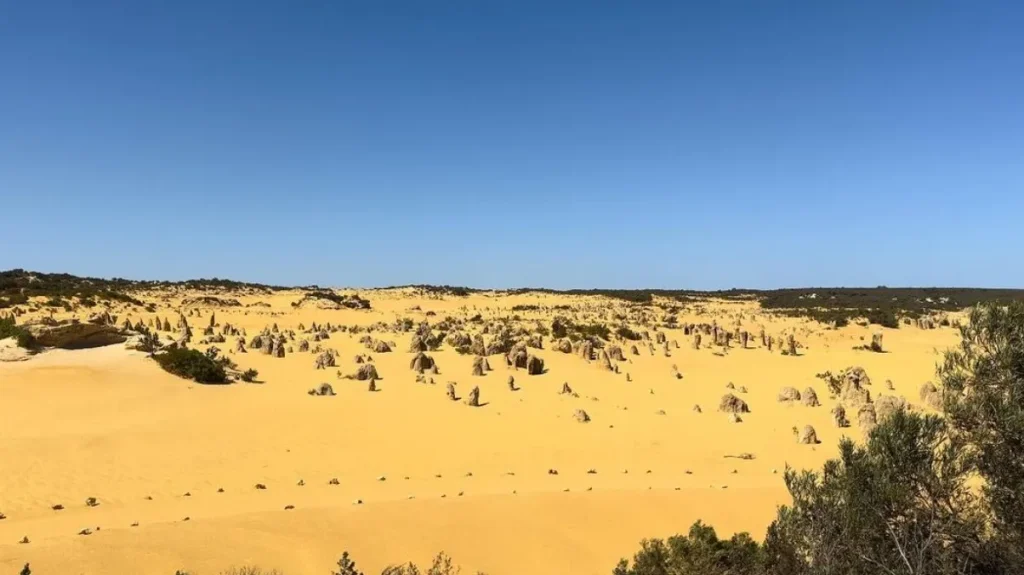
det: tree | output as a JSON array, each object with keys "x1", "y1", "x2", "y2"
[
  {"x1": 333, "y1": 552, "x2": 363, "y2": 575},
  {"x1": 940, "y1": 302, "x2": 1024, "y2": 565},
  {"x1": 612, "y1": 520, "x2": 764, "y2": 575},
  {"x1": 765, "y1": 410, "x2": 988, "y2": 575}
]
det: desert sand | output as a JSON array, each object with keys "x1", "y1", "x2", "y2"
[{"x1": 0, "y1": 289, "x2": 960, "y2": 574}]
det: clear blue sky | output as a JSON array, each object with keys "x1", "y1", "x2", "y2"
[{"x1": 2, "y1": 1, "x2": 1022, "y2": 289}]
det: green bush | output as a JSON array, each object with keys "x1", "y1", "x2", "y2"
[
  {"x1": 865, "y1": 308, "x2": 899, "y2": 328},
  {"x1": 941, "y1": 302, "x2": 1024, "y2": 562},
  {"x1": 153, "y1": 348, "x2": 227, "y2": 384},
  {"x1": 613, "y1": 521, "x2": 764, "y2": 575},
  {"x1": 765, "y1": 410, "x2": 990, "y2": 574},
  {"x1": 0, "y1": 316, "x2": 34, "y2": 348},
  {"x1": 615, "y1": 302, "x2": 1024, "y2": 575},
  {"x1": 616, "y1": 326, "x2": 642, "y2": 341},
  {"x1": 574, "y1": 323, "x2": 611, "y2": 340},
  {"x1": 240, "y1": 368, "x2": 259, "y2": 382}
]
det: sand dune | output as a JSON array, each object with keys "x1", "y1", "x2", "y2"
[{"x1": 0, "y1": 290, "x2": 960, "y2": 574}]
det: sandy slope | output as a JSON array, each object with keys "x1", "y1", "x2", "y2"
[{"x1": 0, "y1": 291, "x2": 960, "y2": 574}]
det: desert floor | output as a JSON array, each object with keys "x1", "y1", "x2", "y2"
[{"x1": 0, "y1": 290, "x2": 959, "y2": 574}]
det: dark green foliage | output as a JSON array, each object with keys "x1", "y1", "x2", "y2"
[
  {"x1": 616, "y1": 326, "x2": 642, "y2": 341},
  {"x1": 0, "y1": 269, "x2": 146, "y2": 305},
  {"x1": 333, "y1": 552, "x2": 363, "y2": 575},
  {"x1": 0, "y1": 293, "x2": 29, "y2": 308},
  {"x1": 292, "y1": 290, "x2": 371, "y2": 310},
  {"x1": 153, "y1": 348, "x2": 228, "y2": 384},
  {"x1": 383, "y1": 284, "x2": 476, "y2": 296},
  {"x1": 766, "y1": 410, "x2": 990, "y2": 575},
  {"x1": 865, "y1": 308, "x2": 899, "y2": 328},
  {"x1": 613, "y1": 521, "x2": 765, "y2": 575},
  {"x1": 941, "y1": 302, "x2": 1024, "y2": 562},
  {"x1": 0, "y1": 316, "x2": 34, "y2": 348},
  {"x1": 240, "y1": 369, "x2": 259, "y2": 383},
  {"x1": 551, "y1": 316, "x2": 610, "y2": 341},
  {"x1": 0, "y1": 269, "x2": 288, "y2": 309},
  {"x1": 761, "y1": 287, "x2": 1024, "y2": 313},
  {"x1": 575, "y1": 323, "x2": 611, "y2": 340},
  {"x1": 511, "y1": 304, "x2": 540, "y2": 311},
  {"x1": 616, "y1": 304, "x2": 1024, "y2": 575}
]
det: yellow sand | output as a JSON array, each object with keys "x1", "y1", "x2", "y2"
[{"x1": 0, "y1": 290, "x2": 960, "y2": 574}]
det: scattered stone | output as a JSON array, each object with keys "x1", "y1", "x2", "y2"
[
  {"x1": 777, "y1": 387, "x2": 801, "y2": 403},
  {"x1": 870, "y1": 332, "x2": 884, "y2": 353},
  {"x1": 526, "y1": 354, "x2": 545, "y2": 375},
  {"x1": 719, "y1": 393, "x2": 749, "y2": 413},
  {"x1": 920, "y1": 382, "x2": 943, "y2": 410},
  {"x1": 471, "y1": 356, "x2": 486, "y2": 376},
  {"x1": 309, "y1": 382, "x2": 335, "y2": 396},
  {"x1": 573, "y1": 409, "x2": 590, "y2": 423},
  {"x1": 832, "y1": 405, "x2": 850, "y2": 427},
  {"x1": 858, "y1": 403, "x2": 878, "y2": 431},
  {"x1": 875, "y1": 395, "x2": 908, "y2": 421},
  {"x1": 410, "y1": 352, "x2": 435, "y2": 373},
  {"x1": 803, "y1": 387, "x2": 820, "y2": 407},
  {"x1": 799, "y1": 425, "x2": 819, "y2": 444},
  {"x1": 350, "y1": 364, "x2": 379, "y2": 381},
  {"x1": 465, "y1": 385, "x2": 481, "y2": 407}
]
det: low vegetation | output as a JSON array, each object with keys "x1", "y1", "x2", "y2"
[
  {"x1": 616, "y1": 301, "x2": 1024, "y2": 575},
  {"x1": 0, "y1": 316, "x2": 34, "y2": 348},
  {"x1": 152, "y1": 348, "x2": 228, "y2": 384},
  {"x1": 615, "y1": 325, "x2": 642, "y2": 340},
  {"x1": 292, "y1": 290, "x2": 372, "y2": 310},
  {"x1": 551, "y1": 316, "x2": 611, "y2": 341},
  {"x1": 172, "y1": 551, "x2": 480, "y2": 575}
]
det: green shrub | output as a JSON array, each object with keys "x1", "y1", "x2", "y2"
[
  {"x1": 616, "y1": 326, "x2": 642, "y2": 341},
  {"x1": 0, "y1": 317, "x2": 34, "y2": 348},
  {"x1": 765, "y1": 410, "x2": 989, "y2": 574},
  {"x1": 941, "y1": 302, "x2": 1024, "y2": 561},
  {"x1": 240, "y1": 369, "x2": 259, "y2": 382},
  {"x1": 615, "y1": 302, "x2": 1024, "y2": 575},
  {"x1": 153, "y1": 348, "x2": 227, "y2": 384},
  {"x1": 865, "y1": 308, "x2": 899, "y2": 328},
  {"x1": 574, "y1": 323, "x2": 610, "y2": 340},
  {"x1": 613, "y1": 521, "x2": 764, "y2": 575}
]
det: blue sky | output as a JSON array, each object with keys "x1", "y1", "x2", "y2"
[{"x1": 2, "y1": 1, "x2": 1022, "y2": 289}]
